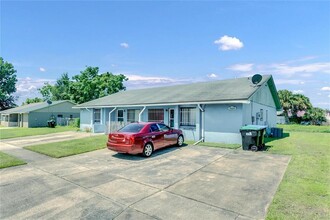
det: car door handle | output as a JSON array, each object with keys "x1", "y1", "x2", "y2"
[{"x1": 151, "y1": 135, "x2": 155, "y2": 138}]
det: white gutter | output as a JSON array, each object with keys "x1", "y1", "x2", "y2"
[
  {"x1": 139, "y1": 106, "x2": 146, "y2": 122},
  {"x1": 194, "y1": 104, "x2": 205, "y2": 145},
  {"x1": 73, "y1": 100, "x2": 250, "y2": 109},
  {"x1": 108, "y1": 107, "x2": 117, "y2": 134}
]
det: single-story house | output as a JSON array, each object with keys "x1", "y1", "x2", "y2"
[
  {"x1": 0, "y1": 100, "x2": 80, "y2": 127},
  {"x1": 74, "y1": 75, "x2": 281, "y2": 144}
]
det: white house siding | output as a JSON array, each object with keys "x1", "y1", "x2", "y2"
[
  {"x1": 204, "y1": 104, "x2": 243, "y2": 144},
  {"x1": 80, "y1": 108, "x2": 92, "y2": 131},
  {"x1": 22, "y1": 113, "x2": 29, "y2": 127},
  {"x1": 246, "y1": 83, "x2": 277, "y2": 128}
]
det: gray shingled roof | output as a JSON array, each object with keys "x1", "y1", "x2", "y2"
[
  {"x1": 76, "y1": 75, "x2": 281, "y2": 110},
  {"x1": 0, "y1": 100, "x2": 72, "y2": 114}
]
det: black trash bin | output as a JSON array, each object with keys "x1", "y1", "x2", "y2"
[{"x1": 240, "y1": 125, "x2": 267, "y2": 151}]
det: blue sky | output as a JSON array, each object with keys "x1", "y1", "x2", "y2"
[{"x1": 1, "y1": 0, "x2": 330, "y2": 108}]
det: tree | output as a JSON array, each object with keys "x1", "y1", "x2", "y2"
[
  {"x1": 278, "y1": 90, "x2": 293, "y2": 122},
  {"x1": 39, "y1": 67, "x2": 127, "y2": 104},
  {"x1": 39, "y1": 73, "x2": 71, "y2": 101},
  {"x1": 69, "y1": 66, "x2": 127, "y2": 104},
  {"x1": 0, "y1": 57, "x2": 18, "y2": 110},
  {"x1": 278, "y1": 90, "x2": 313, "y2": 123},
  {"x1": 22, "y1": 97, "x2": 43, "y2": 105},
  {"x1": 302, "y1": 107, "x2": 326, "y2": 125}
]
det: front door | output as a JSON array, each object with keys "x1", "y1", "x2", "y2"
[{"x1": 168, "y1": 109, "x2": 174, "y2": 128}]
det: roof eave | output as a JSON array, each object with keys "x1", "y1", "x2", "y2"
[{"x1": 73, "y1": 99, "x2": 250, "y2": 109}]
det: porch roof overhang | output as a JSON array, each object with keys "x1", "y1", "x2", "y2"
[{"x1": 73, "y1": 100, "x2": 250, "y2": 109}]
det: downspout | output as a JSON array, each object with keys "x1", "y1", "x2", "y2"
[
  {"x1": 139, "y1": 106, "x2": 146, "y2": 122},
  {"x1": 108, "y1": 107, "x2": 117, "y2": 134},
  {"x1": 194, "y1": 104, "x2": 205, "y2": 145}
]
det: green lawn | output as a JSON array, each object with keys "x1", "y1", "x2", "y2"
[
  {"x1": 277, "y1": 124, "x2": 330, "y2": 133},
  {"x1": 0, "y1": 151, "x2": 26, "y2": 169},
  {"x1": 24, "y1": 135, "x2": 107, "y2": 158},
  {"x1": 0, "y1": 126, "x2": 77, "y2": 139},
  {"x1": 266, "y1": 127, "x2": 330, "y2": 219},
  {"x1": 185, "y1": 140, "x2": 241, "y2": 149}
]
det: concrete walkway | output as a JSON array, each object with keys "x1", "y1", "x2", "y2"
[{"x1": 0, "y1": 136, "x2": 291, "y2": 220}]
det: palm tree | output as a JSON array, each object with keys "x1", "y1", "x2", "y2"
[{"x1": 278, "y1": 90, "x2": 293, "y2": 122}]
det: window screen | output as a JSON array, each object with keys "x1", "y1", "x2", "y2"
[{"x1": 148, "y1": 109, "x2": 164, "y2": 122}]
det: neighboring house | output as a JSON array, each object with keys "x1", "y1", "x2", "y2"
[
  {"x1": 0, "y1": 101, "x2": 80, "y2": 128},
  {"x1": 75, "y1": 75, "x2": 281, "y2": 144}
]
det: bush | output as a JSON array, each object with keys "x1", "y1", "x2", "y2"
[{"x1": 73, "y1": 118, "x2": 80, "y2": 128}]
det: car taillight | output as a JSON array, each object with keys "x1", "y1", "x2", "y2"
[{"x1": 129, "y1": 136, "x2": 135, "y2": 145}]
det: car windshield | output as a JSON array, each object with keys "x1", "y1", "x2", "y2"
[{"x1": 118, "y1": 123, "x2": 145, "y2": 133}]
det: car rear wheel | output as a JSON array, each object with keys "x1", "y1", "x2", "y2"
[
  {"x1": 143, "y1": 143, "x2": 153, "y2": 157},
  {"x1": 177, "y1": 135, "x2": 184, "y2": 147}
]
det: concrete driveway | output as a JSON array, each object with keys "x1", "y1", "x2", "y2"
[{"x1": 0, "y1": 135, "x2": 290, "y2": 220}]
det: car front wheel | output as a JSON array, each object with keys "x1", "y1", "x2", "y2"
[
  {"x1": 177, "y1": 135, "x2": 184, "y2": 147},
  {"x1": 143, "y1": 143, "x2": 153, "y2": 157}
]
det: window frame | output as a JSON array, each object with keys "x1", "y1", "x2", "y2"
[
  {"x1": 127, "y1": 109, "x2": 139, "y2": 123},
  {"x1": 94, "y1": 109, "x2": 101, "y2": 124},
  {"x1": 148, "y1": 109, "x2": 164, "y2": 122},
  {"x1": 180, "y1": 107, "x2": 196, "y2": 127},
  {"x1": 117, "y1": 109, "x2": 124, "y2": 122}
]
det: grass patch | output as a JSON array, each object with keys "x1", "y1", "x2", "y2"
[
  {"x1": 277, "y1": 124, "x2": 330, "y2": 133},
  {"x1": 24, "y1": 135, "x2": 107, "y2": 158},
  {"x1": 0, "y1": 126, "x2": 77, "y2": 139},
  {"x1": 0, "y1": 151, "x2": 26, "y2": 169},
  {"x1": 185, "y1": 140, "x2": 241, "y2": 149},
  {"x1": 265, "y1": 128, "x2": 330, "y2": 219}
]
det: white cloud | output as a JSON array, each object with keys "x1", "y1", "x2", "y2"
[
  {"x1": 39, "y1": 67, "x2": 46, "y2": 72},
  {"x1": 123, "y1": 74, "x2": 202, "y2": 90},
  {"x1": 321, "y1": 87, "x2": 330, "y2": 91},
  {"x1": 269, "y1": 62, "x2": 330, "y2": 75},
  {"x1": 227, "y1": 63, "x2": 254, "y2": 72},
  {"x1": 275, "y1": 79, "x2": 305, "y2": 85},
  {"x1": 207, "y1": 73, "x2": 218, "y2": 78},
  {"x1": 120, "y1": 42, "x2": 129, "y2": 48},
  {"x1": 14, "y1": 77, "x2": 56, "y2": 105},
  {"x1": 293, "y1": 90, "x2": 304, "y2": 94},
  {"x1": 286, "y1": 56, "x2": 318, "y2": 63},
  {"x1": 214, "y1": 35, "x2": 243, "y2": 51},
  {"x1": 126, "y1": 74, "x2": 176, "y2": 84}
]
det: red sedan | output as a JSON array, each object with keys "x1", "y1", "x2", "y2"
[{"x1": 107, "y1": 122, "x2": 184, "y2": 157}]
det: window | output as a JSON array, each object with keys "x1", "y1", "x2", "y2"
[
  {"x1": 127, "y1": 109, "x2": 139, "y2": 122},
  {"x1": 117, "y1": 110, "x2": 124, "y2": 122},
  {"x1": 119, "y1": 123, "x2": 144, "y2": 133},
  {"x1": 94, "y1": 109, "x2": 101, "y2": 123},
  {"x1": 150, "y1": 124, "x2": 160, "y2": 132},
  {"x1": 148, "y1": 109, "x2": 164, "y2": 122},
  {"x1": 180, "y1": 107, "x2": 196, "y2": 126},
  {"x1": 158, "y1": 123, "x2": 170, "y2": 132},
  {"x1": 260, "y1": 109, "x2": 264, "y2": 121},
  {"x1": 57, "y1": 114, "x2": 63, "y2": 118}
]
